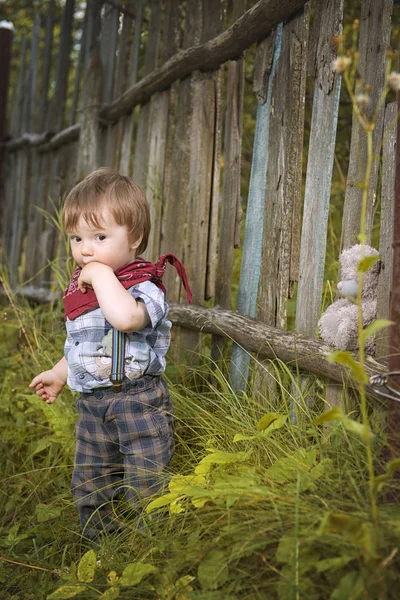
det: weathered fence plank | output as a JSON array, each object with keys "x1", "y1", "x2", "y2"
[
  {"x1": 341, "y1": 0, "x2": 393, "y2": 249},
  {"x1": 176, "y1": 0, "x2": 226, "y2": 357},
  {"x1": 24, "y1": 2, "x2": 55, "y2": 280},
  {"x1": 294, "y1": 0, "x2": 343, "y2": 415},
  {"x1": 69, "y1": 2, "x2": 88, "y2": 126},
  {"x1": 109, "y1": 9, "x2": 133, "y2": 169},
  {"x1": 46, "y1": 0, "x2": 75, "y2": 131},
  {"x1": 230, "y1": 24, "x2": 283, "y2": 393},
  {"x1": 35, "y1": 0, "x2": 74, "y2": 285},
  {"x1": 0, "y1": 23, "x2": 14, "y2": 142},
  {"x1": 186, "y1": 0, "x2": 226, "y2": 301},
  {"x1": 100, "y1": 2, "x2": 120, "y2": 167},
  {"x1": 7, "y1": 35, "x2": 28, "y2": 283},
  {"x1": 206, "y1": 66, "x2": 224, "y2": 301},
  {"x1": 386, "y1": 67, "x2": 400, "y2": 464},
  {"x1": 145, "y1": 92, "x2": 169, "y2": 262},
  {"x1": 376, "y1": 101, "x2": 397, "y2": 360},
  {"x1": 295, "y1": 0, "x2": 343, "y2": 336},
  {"x1": 133, "y1": 0, "x2": 163, "y2": 187},
  {"x1": 100, "y1": 3, "x2": 119, "y2": 106},
  {"x1": 76, "y1": 46, "x2": 103, "y2": 180},
  {"x1": 119, "y1": 0, "x2": 144, "y2": 176},
  {"x1": 213, "y1": 1, "x2": 246, "y2": 311},
  {"x1": 0, "y1": 23, "x2": 14, "y2": 268},
  {"x1": 160, "y1": 0, "x2": 202, "y2": 305},
  {"x1": 23, "y1": 14, "x2": 42, "y2": 281},
  {"x1": 14, "y1": 34, "x2": 27, "y2": 137},
  {"x1": 84, "y1": 0, "x2": 103, "y2": 71},
  {"x1": 157, "y1": 1, "x2": 182, "y2": 263},
  {"x1": 252, "y1": 6, "x2": 309, "y2": 404},
  {"x1": 145, "y1": 0, "x2": 182, "y2": 262},
  {"x1": 27, "y1": 13, "x2": 40, "y2": 132},
  {"x1": 23, "y1": 5, "x2": 55, "y2": 281},
  {"x1": 258, "y1": 6, "x2": 309, "y2": 330}
]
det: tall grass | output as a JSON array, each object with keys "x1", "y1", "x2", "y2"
[{"x1": 0, "y1": 291, "x2": 400, "y2": 599}]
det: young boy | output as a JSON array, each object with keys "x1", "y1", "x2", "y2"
[{"x1": 29, "y1": 167, "x2": 191, "y2": 542}]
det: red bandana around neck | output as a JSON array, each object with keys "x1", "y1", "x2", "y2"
[{"x1": 63, "y1": 253, "x2": 192, "y2": 320}]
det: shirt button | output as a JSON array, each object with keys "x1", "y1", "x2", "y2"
[
  {"x1": 79, "y1": 374, "x2": 85, "y2": 379},
  {"x1": 75, "y1": 341, "x2": 79, "y2": 346}
]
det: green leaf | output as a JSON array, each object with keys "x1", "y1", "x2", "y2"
[
  {"x1": 29, "y1": 436, "x2": 54, "y2": 456},
  {"x1": 373, "y1": 458, "x2": 400, "y2": 493},
  {"x1": 276, "y1": 532, "x2": 296, "y2": 564},
  {"x1": 120, "y1": 562, "x2": 157, "y2": 586},
  {"x1": 342, "y1": 417, "x2": 373, "y2": 441},
  {"x1": 170, "y1": 496, "x2": 186, "y2": 514},
  {"x1": 194, "y1": 449, "x2": 251, "y2": 475},
  {"x1": 233, "y1": 416, "x2": 287, "y2": 442},
  {"x1": 330, "y1": 571, "x2": 365, "y2": 600},
  {"x1": 47, "y1": 586, "x2": 88, "y2": 599},
  {"x1": 192, "y1": 496, "x2": 210, "y2": 508},
  {"x1": 315, "y1": 554, "x2": 355, "y2": 573},
  {"x1": 232, "y1": 432, "x2": 253, "y2": 442},
  {"x1": 174, "y1": 574, "x2": 195, "y2": 596},
  {"x1": 362, "y1": 319, "x2": 393, "y2": 342},
  {"x1": 145, "y1": 492, "x2": 180, "y2": 513},
  {"x1": 256, "y1": 413, "x2": 279, "y2": 431},
  {"x1": 77, "y1": 550, "x2": 96, "y2": 583},
  {"x1": 35, "y1": 503, "x2": 62, "y2": 523},
  {"x1": 197, "y1": 549, "x2": 229, "y2": 591},
  {"x1": 358, "y1": 255, "x2": 379, "y2": 272},
  {"x1": 328, "y1": 351, "x2": 368, "y2": 384},
  {"x1": 99, "y1": 587, "x2": 120, "y2": 599},
  {"x1": 107, "y1": 571, "x2": 119, "y2": 585},
  {"x1": 314, "y1": 407, "x2": 344, "y2": 425},
  {"x1": 169, "y1": 473, "x2": 207, "y2": 495},
  {"x1": 319, "y1": 513, "x2": 372, "y2": 554}
]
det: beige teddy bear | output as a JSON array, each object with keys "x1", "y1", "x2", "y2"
[{"x1": 318, "y1": 244, "x2": 380, "y2": 354}]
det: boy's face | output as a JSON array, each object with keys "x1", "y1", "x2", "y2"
[{"x1": 68, "y1": 207, "x2": 140, "y2": 271}]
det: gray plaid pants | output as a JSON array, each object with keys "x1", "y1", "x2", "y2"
[{"x1": 71, "y1": 375, "x2": 174, "y2": 540}]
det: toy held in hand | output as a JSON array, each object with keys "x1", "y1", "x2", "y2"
[{"x1": 318, "y1": 244, "x2": 380, "y2": 354}]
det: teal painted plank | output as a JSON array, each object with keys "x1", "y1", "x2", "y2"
[{"x1": 230, "y1": 23, "x2": 283, "y2": 394}]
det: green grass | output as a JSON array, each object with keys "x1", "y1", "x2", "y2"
[{"x1": 1, "y1": 295, "x2": 400, "y2": 600}]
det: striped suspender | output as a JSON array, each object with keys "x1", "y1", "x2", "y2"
[{"x1": 110, "y1": 327, "x2": 125, "y2": 393}]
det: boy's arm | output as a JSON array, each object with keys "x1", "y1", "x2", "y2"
[
  {"x1": 29, "y1": 356, "x2": 68, "y2": 404},
  {"x1": 78, "y1": 262, "x2": 150, "y2": 332},
  {"x1": 52, "y1": 356, "x2": 68, "y2": 383}
]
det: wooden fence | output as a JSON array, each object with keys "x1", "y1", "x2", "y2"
[{"x1": 0, "y1": 0, "x2": 398, "y2": 399}]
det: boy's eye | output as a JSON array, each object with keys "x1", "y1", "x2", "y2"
[
  {"x1": 97, "y1": 235, "x2": 106, "y2": 241},
  {"x1": 71, "y1": 236, "x2": 81, "y2": 242}
]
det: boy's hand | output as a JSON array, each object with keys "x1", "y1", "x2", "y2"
[
  {"x1": 29, "y1": 370, "x2": 65, "y2": 404},
  {"x1": 78, "y1": 262, "x2": 113, "y2": 293}
]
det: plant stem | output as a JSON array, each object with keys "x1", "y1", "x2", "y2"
[{"x1": 356, "y1": 128, "x2": 380, "y2": 553}]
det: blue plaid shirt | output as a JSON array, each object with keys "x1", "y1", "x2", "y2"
[{"x1": 64, "y1": 281, "x2": 171, "y2": 393}]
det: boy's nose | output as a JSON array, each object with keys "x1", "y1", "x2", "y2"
[{"x1": 81, "y1": 241, "x2": 94, "y2": 256}]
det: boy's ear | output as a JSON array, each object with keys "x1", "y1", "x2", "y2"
[{"x1": 130, "y1": 235, "x2": 143, "y2": 251}]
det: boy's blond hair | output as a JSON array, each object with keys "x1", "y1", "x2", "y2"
[{"x1": 62, "y1": 168, "x2": 150, "y2": 255}]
